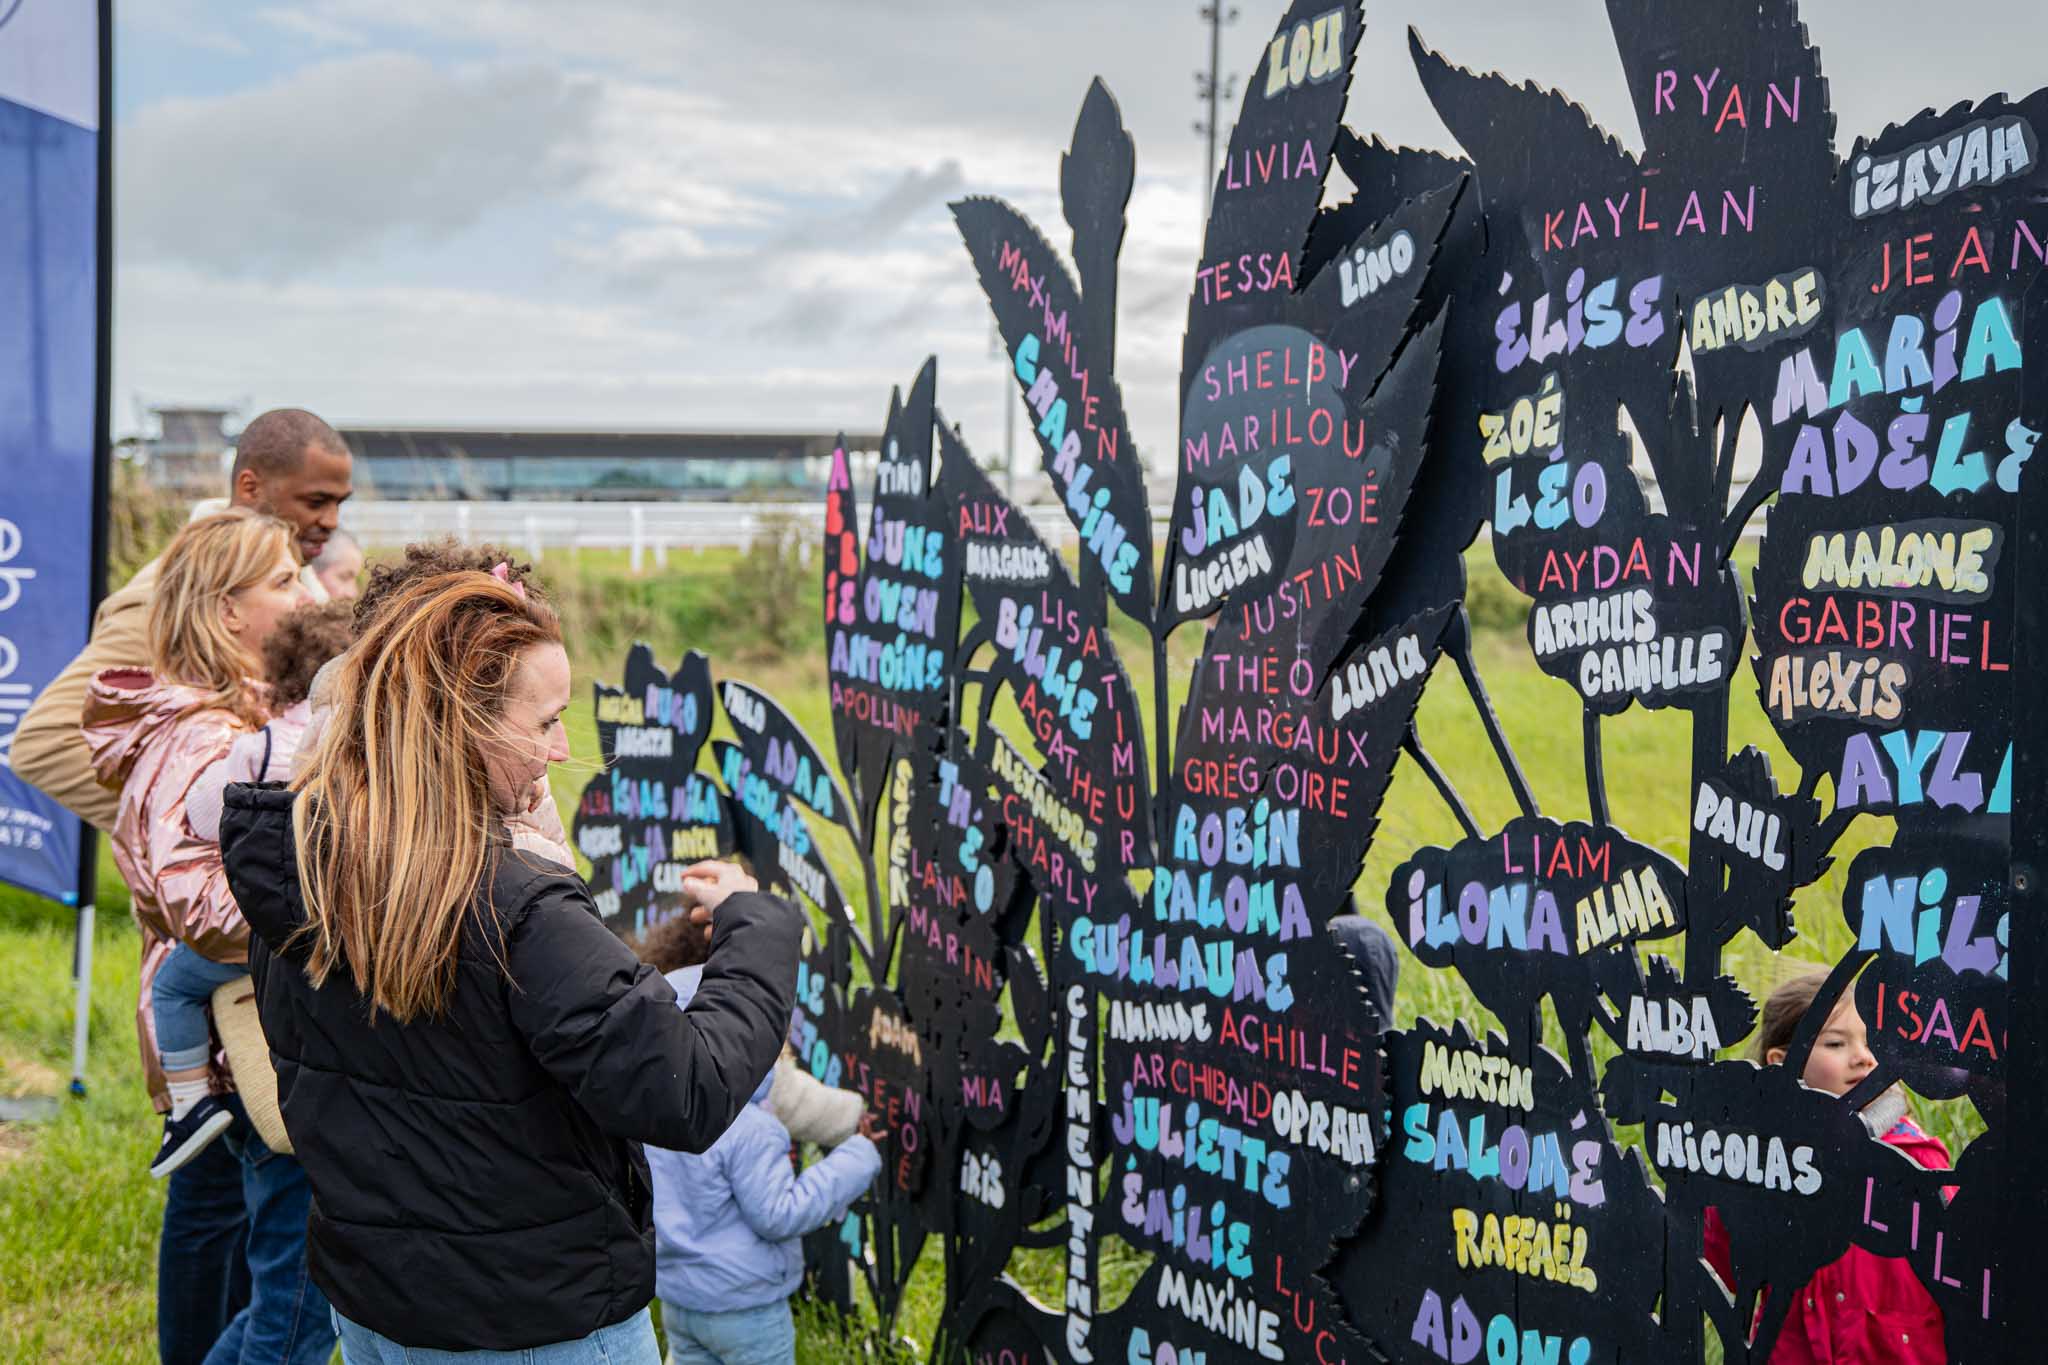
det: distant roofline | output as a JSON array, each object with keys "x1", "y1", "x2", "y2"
[
  {"x1": 334, "y1": 423, "x2": 879, "y2": 442},
  {"x1": 138, "y1": 413, "x2": 884, "y2": 446}
]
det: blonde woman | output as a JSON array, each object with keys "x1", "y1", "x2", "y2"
[
  {"x1": 219, "y1": 571, "x2": 801, "y2": 1361},
  {"x1": 80, "y1": 507, "x2": 333, "y2": 1365}
]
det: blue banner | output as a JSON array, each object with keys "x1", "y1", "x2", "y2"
[{"x1": 0, "y1": 0, "x2": 104, "y2": 904}]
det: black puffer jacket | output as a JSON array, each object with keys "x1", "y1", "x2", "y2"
[{"x1": 219, "y1": 784, "x2": 801, "y2": 1350}]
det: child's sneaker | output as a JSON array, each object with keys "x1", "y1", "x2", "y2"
[{"x1": 150, "y1": 1095, "x2": 235, "y2": 1178}]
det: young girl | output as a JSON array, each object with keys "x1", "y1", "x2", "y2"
[
  {"x1": 148, "y1": 599, "x2": 355, "y2": 1174},
  {"x1": 643, "y1": 952, "x2": 882, "y2": 1365},
  {"x1": 1706, "y1": 970, "x2": 1950, "y2": 1363},
  {"x1": 82, "y1": 509, "x2": 310, "y2": 1178}
]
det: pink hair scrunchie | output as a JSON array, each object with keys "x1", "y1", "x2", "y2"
[{"x1": 490, "y1": 561, "x2": 528, "y2": 601}]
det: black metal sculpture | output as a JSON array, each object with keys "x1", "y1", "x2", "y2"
[
  {"x1": 569, "y1": 2, "x2": 2041, "y2": 1359},
  {"x1": 569, "y1": 644, "x2": 732, "y2": 937}
]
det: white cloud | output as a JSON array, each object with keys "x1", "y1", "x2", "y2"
[
  {"x1": 254, "y1": 7, "x2": 367, "y2": 48},
  {"x1": 120, "y1": 51, "x2": 600, "y2": 275},
  {"x1": 113, "y1": 259, "x2": 1009, "y2": 444},
  {"x1": 122, "y1": 2, "x2": 255, "y2": 58},
  {"x1": 117, "y1": 0, "x2": 2048, "y2": 485},
  {"x1": 113, "y1": 0, "x2": 1233, "y2": 466}
]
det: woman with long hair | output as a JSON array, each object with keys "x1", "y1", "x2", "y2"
[
  {"x1": 219, "y1": 570, "x2": 801, "y2": 1362},
  {"x1": 81, "y1": 507, "x2": 332, "y2": 1364}
]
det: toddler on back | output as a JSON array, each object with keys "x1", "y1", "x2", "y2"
[
  {"x1": 152, "y1": 599, "x2": 354, "y2": 1177},
  {"x1": 187, "y1": 599, "x2": 354, "y2": 841}
]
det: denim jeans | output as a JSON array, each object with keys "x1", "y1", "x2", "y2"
[
  {"x1": 201, "y1": 1116, "x2": 335, "y2": 1365},
  {"x1": 153, "y1": 942, "x2": 249, "y2": 1068},
  {"x1": 334, "y1": 1305, "x2": 663, "y2": 1363},
  {"x1": 158, "y1": 1105, "x2": 252, "y2": 1365},
  {"x1": 661, "y1": 1299, "x2": 795, "y2": 1365}
]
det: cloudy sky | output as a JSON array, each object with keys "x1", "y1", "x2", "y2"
[{"x1": 113, "y1": 0, "x2": 2045, "y2": 473}]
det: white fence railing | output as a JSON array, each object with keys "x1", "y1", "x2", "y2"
[
  {"x1": 341, "y1": 480, "x2": 1760, "y2": 574},
  {"x1": 342, "y1": 499, "x2": 1178, "y2": 571}
]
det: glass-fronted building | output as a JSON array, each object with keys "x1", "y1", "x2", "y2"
[{"x1": 339, "y1": 427, "x2": 879, "y2": 501}]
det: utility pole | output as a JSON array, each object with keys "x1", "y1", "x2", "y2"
[{"x1": 1194, "y1": 4, "x2": 1239, "y2": 215}]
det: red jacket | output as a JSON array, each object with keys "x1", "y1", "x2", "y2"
[{"x1": 1705, "y1": 1119, "x2": 1950, "y2": 1365}]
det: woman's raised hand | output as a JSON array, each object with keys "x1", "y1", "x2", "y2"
[{"x1": 678, "y1": 861, "x2": 759, "y2": 916}]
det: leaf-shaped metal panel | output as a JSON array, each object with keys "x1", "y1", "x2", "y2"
[
  {"x1": 663, "y1": 5, "x2": 2048, "y2": 1361},
  {"x1": 569, "y1": 644, "x2": 732, "y2": 938},
  {"x1": 953, "y1": 197, "x2": 1154, "y2": 625},
  {"x1": 824, "y1": 362, "x2": 960, "y2": 828}
]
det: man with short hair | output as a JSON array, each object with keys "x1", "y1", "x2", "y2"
[
  {"x1": 11, "y1": 406, "x2": 351, "y2": 1365},
  {"x1": 13, "y1": 407, "x2": 352, "y2": 830},
  {"x1": 221, "y1": 407, "x2": 353, "y2": 567}
]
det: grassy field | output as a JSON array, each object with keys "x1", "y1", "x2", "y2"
[{"x1": 0, "y1": 539, "x2": 1981, "y2": 1361}]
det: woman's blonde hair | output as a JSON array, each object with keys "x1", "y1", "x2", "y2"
[
  {"x1": 291, "y1": 571, "x2": 562, "y2": 1021},
  {"x1": 148, "y1": 508, "x2": 297, "y2": 727}
]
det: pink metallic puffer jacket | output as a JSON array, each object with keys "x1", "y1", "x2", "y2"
[{"x1": 82, "y1": 667, "x2": 266, "y2": 1112}]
